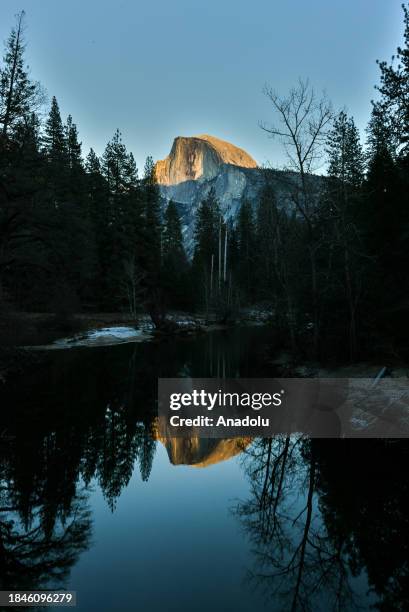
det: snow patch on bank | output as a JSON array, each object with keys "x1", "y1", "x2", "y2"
[
  {"x1": 28, "y1": 326, "x2": 153, "y2": 350},
  {"x1": 86, "y1": 326, "x2": 149, "y2": 341}
]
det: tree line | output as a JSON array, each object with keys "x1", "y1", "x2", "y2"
[
  {"x1": 1, "y1": 7, "x2": 408, "y2": 360},
  {"x1": 0, "y1": 11, "x2": 190, "y2": 329}
]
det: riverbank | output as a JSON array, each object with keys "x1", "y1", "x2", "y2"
[
  {"x1": 1, "y1": 308, "x2": 270, "y2": 343},
  {"x1": 4, "y1": 306, "x2": 272, "y2": 341},
  {"x1": 0, "y1": 309, "x2": 270, "y2": 382},
  {"x1": 2, "y1": 309, "x2": 407, "y2": 385}
]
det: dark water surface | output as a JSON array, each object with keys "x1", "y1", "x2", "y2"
[{"x1": 0, "y1": 327, "x2": 408, "y2": 611}]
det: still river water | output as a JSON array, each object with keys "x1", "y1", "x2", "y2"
[{"x1": 0, "y1": 327, "x2": 407, "y2": 611}]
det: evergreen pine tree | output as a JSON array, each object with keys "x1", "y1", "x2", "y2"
[
  {"x1": 227, "y1": 220, "x2": 239, "y2": 283},
  {"x1": 162, "y1": 200, "x2": 185, "y2": 261},
  {"x1": 376, "y1": 3, "x2": 409, "y2": 158},
  {"x1": 255, "y1": 182, "x2": 277, "y2": 300},
  {"x1": 327, "y1": 111, "x2": 365, "y2": 188},
  {"x1": 162, "y1": 200, "x2": 189, "y2": 308},
  {"x1": 370, "y1": 4, "x2": 409, "y2": 325},
  {"x1": 142, "y1": 156, "x2": 162, "y2": 277},
  {"x1": 85, "y1": 147, "x2": 101, "y2": 175},
  {"x1": 193, "y1": 187, "x2": 220, "y2": 268},
  {"x1": 84, "y1": 148, "x2": 109, "y2": 307},
  {"x1": 192, "y1": 187, "x2": 222, "y2": 310},
  {"x1": 364, "y1": 107, "x2": 404, "y2": 271},
  {"x1": 100, "y1": 131, "x2": 141, "y2": 307},
  {"x1": 43, "y1": 96, "x2": 67, "y2": 165},
  {"x1": 0, "y1": 11, "x2": 41, "y2": 136},
  {"x1": 101, "y1": 129, "x2": 130, "y2": 194},
  {"x1": 236, "y1": 199, "x2": 256, "y2": 302},
  {"x1": 324, "y1": 111, "x2": 366, "y2": 359},
  {"x1": 65, "y1": 115, "x2": 82, "y2": 170}
]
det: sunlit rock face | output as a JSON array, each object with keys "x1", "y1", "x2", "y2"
[
  {"x1": 158, "y1": 437, "x2": 251, "y2": 468},
  {"x1": 156, "y1": 135, "x2": 264, "y2": 253},
  {"x1": 155, "y1": 134, "x2": 257, "y2": 186}
]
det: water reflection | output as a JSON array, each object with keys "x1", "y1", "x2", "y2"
[
  {"x1": 0, "y1": 329, "x2": 271, "y2": 597},
  {"x1": 234, "y1": 437, "x2": 409, "y2": 611},
  {"x1": 0, "y1": 329, "x2": 408, "y2": 610},
  {"x1": 0, "y1": 430, "x2": 92, "y2": 592},
  {"x1": 158, "y1": 437, "x2": 250, "y2": 467}
]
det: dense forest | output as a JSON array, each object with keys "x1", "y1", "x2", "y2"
[{"x1": 0, "y1": 6, "x2": 408, "y2": 361}]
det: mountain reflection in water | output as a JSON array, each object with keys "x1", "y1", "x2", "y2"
[
  {"x1": 0, "y1": 327, "x2": 408, "y2": 611},
  {"x1": 157, "y1": 436, "x2": 251, "y2": 467}
]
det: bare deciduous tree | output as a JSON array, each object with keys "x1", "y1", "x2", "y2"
[
  {"x1": 260, "y1": 79, "x2": 332, "y2": 178},
  {"x1": 260, "y1": 80, "x2": 333, "y2": 355},
  {"x1": 234, "y1": 437, "x2": 357, "y2": 611}
]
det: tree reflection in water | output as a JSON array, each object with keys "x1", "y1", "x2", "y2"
[
  {"x1": 0, "y1": 346, "x2": 158, "y2": 593},
  {"x1": 234, "y1": 437, "x2": 409, "y2": 611},
  {"x1": 0, "y1": 411, "x2": 155, "y2": 593},
  {"x1": 0, "y1": 436, "x2": 92, "y2": 591},
  {"x1": 0, "y1": 331, "x2": 408, "y2": 609}
]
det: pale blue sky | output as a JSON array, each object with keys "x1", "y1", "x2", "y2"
[{"x1": 0, "y1": 0, "x2": 405, "y2": 171}]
